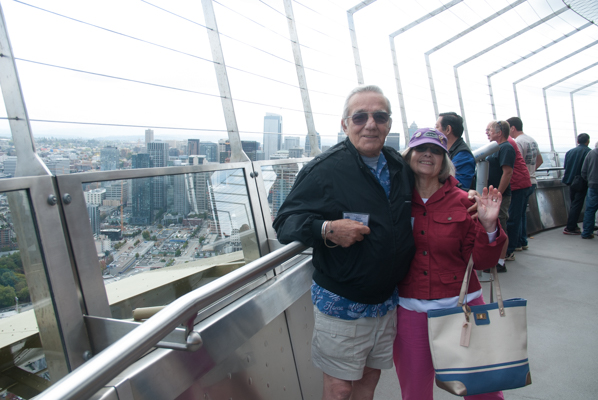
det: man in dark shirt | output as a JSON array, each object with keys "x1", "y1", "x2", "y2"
[
  {"x1": 486, "y1": 120, "x2": 515, "y2": 272},
  {"x1": 562, "y1": 133, "x2": 591, "y2": 234}
]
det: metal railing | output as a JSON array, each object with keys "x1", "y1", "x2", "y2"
[{"x1": 34, "y1": 241, "x2": 307, "y2": 400}]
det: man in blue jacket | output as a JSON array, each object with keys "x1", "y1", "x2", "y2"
[
  {"x1": 436, "y1": 112, "x2": 475, "y2": 190},
  {"x1": 273, "y1": 85, "x2": 415, "y2": 400},
  {"x1": 562, "y1": 133, "x2": 591, "y2": 235}
]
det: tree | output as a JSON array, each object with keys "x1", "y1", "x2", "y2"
[
  {"x1": 17, "y1": 286, "x2": 30, "y2": 302},
  {"x1": 157, "y1": 224, "x2": 163, "y2": 229},
  {"x1": 151, "y1": 235, "x2": 157, "y2": 241},
  {"x1": 135, "y1": 253, "x2": 139, "y2": 258},
  {"x1": 142, "y1": 231, "x2": 150, "y2": 241},
  {"x1": 175, "y1": 249, "x2": 181, "y2": 257},
  {"x1": 0, "y1": 285, "x2": 16, "y2": 307}
]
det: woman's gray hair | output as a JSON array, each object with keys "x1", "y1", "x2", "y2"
[
  {"x1": 402, "y1": 147, "x2": 456, "y2": 183},
  {"x1": 342, "y1": 85, "x2": 392, "y2": 120}
]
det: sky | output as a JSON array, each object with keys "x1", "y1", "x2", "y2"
[{"x1": 0, "y1": 0, "x2": 596, "y2": 154}]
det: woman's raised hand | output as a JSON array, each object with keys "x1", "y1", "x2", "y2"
[{"x1": 473, "y1": 186, "x2": 501, "y2": 233}]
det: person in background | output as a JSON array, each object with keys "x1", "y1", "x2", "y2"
[
  {"x1": 503, "y1": 122, "x2": 531, "y2": 262},
  {"x1": 436, "y1": 112, "x2": 475, "y2": 190},
  {"x1": 562, "y1": 133, "x2": 591, "y2": 235},
  {"x1": 393, "y1": 128, "x2": 506, "y2": 400},
  {"x1": 580, "y1": 141, "x2": 598, "y2": 239},
  {"x1": 507, "y1": 117, "x2": 542, "y2": 251},
  {"x1": 273, "y1": 85, "x2": 415, "y2": 400},
  {"x1": 485, "y1": 120, "x2": 514, "y2": 272}
]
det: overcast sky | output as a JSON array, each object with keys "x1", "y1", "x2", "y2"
[{"x1": 0, "y1": 0, "x2": 596, "y2": 153}]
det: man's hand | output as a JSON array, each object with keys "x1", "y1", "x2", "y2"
[{"x1": 325, "y1": 219, "x2": 371, "y2": 248}]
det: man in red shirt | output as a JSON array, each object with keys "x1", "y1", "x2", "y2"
[{"x1": 504, "y1": 123, "x2": 531, "y2": 262}]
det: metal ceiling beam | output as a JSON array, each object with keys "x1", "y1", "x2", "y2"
[
  {"x1": 487, "y1": 21, "x2": 592, "y2": 119},
  {"x1": 543, "y1": 62, "x2": 598, "y2": 152},
  {"x1": 455, "y1": 6, "x2": 567, "y2": 135},
  {"x1": 389, "y1": 0, "x2": 464, "y2": 147},
  {"x1": 283, "y1": 0, "x2": 320, "y2": 156},
  {"x1": 512, "y1": 39, "x2": 598, "y2": 117},
  {"x1": 201, "y1": 0, "x2": 249, "y2": 163},
  {"x1": 425, "y1": 0, "x2": 528, "y2": 145},
  {"x1": 347, "y1": 0, "x2": 376, "y2": 85},
  {"x1": 570, "y1": 79, "x2": 598, "y2": 141}
]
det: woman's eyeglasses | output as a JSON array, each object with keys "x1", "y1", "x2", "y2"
[
  {"x1": 348, "y1": 112, "x2": 391, "y2": 126},
  {"x1": 413, "y1": 145, "x2": 443, "y2": 155}
]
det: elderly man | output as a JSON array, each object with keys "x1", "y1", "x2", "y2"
[
  {"x1": 273, "y1": 85, "x2": 415, "y2": 400},
  {"x1": 485, "y1": 120, "x2": 515, "y2": 273},
  {"x1": 435, "y1": 112, "x2": 475, "y2": 190}
]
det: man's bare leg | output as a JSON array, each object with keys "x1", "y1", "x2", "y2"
[
  {"x1": 322, "y1": 367, "x2": 381, "y2": 400},
  {"x1": 350, "y1": 367, "x2": 381, "y2": 400},
  {"x1": 323, "y1": 373, "x2": 352, "y2": 400}
]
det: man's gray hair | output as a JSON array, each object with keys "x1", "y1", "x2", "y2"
[{"x1": 342, "y1": 85, "x2": 392, "y2": 120}]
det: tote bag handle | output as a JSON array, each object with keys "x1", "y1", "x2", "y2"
[{"x1": 457, "y1": 255, "x2": 505, "y2": 317}]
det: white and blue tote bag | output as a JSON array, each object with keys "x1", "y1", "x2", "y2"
[{"x1": 427, "y1": 259, "x2": 531, "y2": 396}]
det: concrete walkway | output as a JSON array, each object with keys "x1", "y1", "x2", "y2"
[{"x1": 374, "y1": 227, "x2": 598, "y2": 399}]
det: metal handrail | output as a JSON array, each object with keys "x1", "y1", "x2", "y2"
[
  {"x1": 35, "y1": 241, "x2": 307, "y2": 400},
  {"x1": 536, "y1": 167, "x2": 564, "y2": 171}
]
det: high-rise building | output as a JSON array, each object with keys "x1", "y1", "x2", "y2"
[
  {"x1": 241, "y1": 141, "x2": 259, "y2": 161},
  {"x1": 200, "y1": 142, "x2": 218, "y2": 163},
  {"x1": 87, "y1": 204, "x2": 101, "y2": 236},
  {"x1": 263, "y1": 113, "x2": 282, "y2": 160},
  {"x1": 409, "y1": 122, "x2": 418, "y2": 139},
  {"x1": 385, "y1": 133, "x2": 401, "y2": 151},
  {"x1": 337, "y1": 129, "x2": 346, "y2": 144},
  {"x1": 100, "y1": 146, "x2": 119, "y2": 171},
  {"x1": 46, "y1": 158, "x2": 70, "y2": 175},
  {"x1": 173, "y1": 174, "x2": 189, "y2": 216},
  {"x1": 288, "y1": 148, "x2": 304, "y2": 159},
  {"x1": 84, "y1": 188, "x2": 106, "y2": 206},
  {"x1": 145, "y1": 129, "x2": 154, "y2": 145},
  {"x1": 304, "y1": 132, "x2": 321, "y2": 156},
  {"x1": 283, "y1": 136, "x2": 300, "y2": 150},
  {"x1": 270, "y1": 164, "x2": 299, "y2": 219},
  {"x1": 3, "y1": 156, "x2": 17, "y2": 177},
  {"x1": 131, "y1": 154, "x2": 152, "y2": 225},
  {"x1": 188, "y1": 139, "x2": 200, "y2": 156},
  {"x1": 147, "y1": 142, "x2": 169, "y2": 168},
  {"x1": 148, "y1": 142, "x2": 169, "y2": 213},
  {"x1": 104, "y1": 181, "x2": 128, "y2": 204}
]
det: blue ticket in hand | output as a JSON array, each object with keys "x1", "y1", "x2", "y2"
[{"x1": 343, "y1": 212, "x2": 370, "y2": 226}]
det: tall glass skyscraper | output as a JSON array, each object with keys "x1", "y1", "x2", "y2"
[
  {"x1": 131, "y1": 154, "x2": 152, "y2": 225},
  {"x1": 263, "y1": 113, "x2": 282, "y2": 160},
  {"x1": 148, "y1": 142, "x2": 169, "y2": 213}
]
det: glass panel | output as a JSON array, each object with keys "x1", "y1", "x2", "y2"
[
  {"x1": 0, "y1": 190, "x2": 62, "y2": 397},
  {"x1": 259, "y1": 162, "x2": 307, "y2": 228},
  {"x1": 81, "y1": 169, "x2": 261, "y2": 319}
]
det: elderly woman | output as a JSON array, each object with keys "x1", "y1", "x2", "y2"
[{"x1": 393, "y1": 128, "x2": 506, "y2": 400}]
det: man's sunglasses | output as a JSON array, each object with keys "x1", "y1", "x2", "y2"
[
  {"x1": 413, "y1": 145, "x2": 444, "y2": 155},
  {"x1": 348, "y1": 111, "x2": 391, "y2": 126}
]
